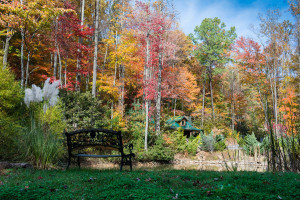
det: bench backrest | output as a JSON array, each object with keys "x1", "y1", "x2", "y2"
[{"x1": 65, "y1": 128, "x2": 124, "y2": 153}]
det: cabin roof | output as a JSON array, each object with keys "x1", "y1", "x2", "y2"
[{"x1": 166, "y1": 116, "x2": 202, "y2": 132}]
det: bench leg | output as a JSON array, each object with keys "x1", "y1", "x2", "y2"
[
  {"x1": 129, "y1": 156, "x2": 132, "y2": 172},
  {"x1": 120, "y1": 157, "x2": 123, "y2": 171},
  {"x1": 77, "y1": 156, "x2": 81, "y2": 168}
]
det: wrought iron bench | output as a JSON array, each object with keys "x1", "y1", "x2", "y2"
[{"x1": 65, "y1": 128, "x2": 134, "y2": 171}]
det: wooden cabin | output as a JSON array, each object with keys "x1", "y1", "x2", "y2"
[{"x1": 166, "y1": 116, "x2": 203, "y2": 138}]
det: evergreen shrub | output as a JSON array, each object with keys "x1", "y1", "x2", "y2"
[{"x1": 0, "y1": 67, "x2": 23, "y2": 160}]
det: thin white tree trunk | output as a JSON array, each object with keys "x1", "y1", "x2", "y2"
[
  {"x1": 231, "y1": 70, "x2": 235, "y2": 131},
  {"x1": 3, "y1": 28, "x2": 12, "y2": 69},
  {"x1": 25, "y1": 51, "x2": 30, "y2": 88},
  {"x1": 64, "y1": 61, "x2": 67, "y2": 87},
  {"x1": 155, "y1": 51, "x2": 162, "y2": 136},
  {"x1": 53, "y1": 51, "x2": 57, "y2": 78},
  {"x1": 209, "y1": 65, "x2": 215, "y2": 122},
  {"x1": 201, "y1": 69, "x2": 206, "y2": 128},
  {"x1": 92, "y1": 0, "x2": 100, "y2": 97},
  {"x1": 75, "y1": 0, "x2": 85, "y2": 91},
  {"x1": 119, "y1": 64, "x2": 125, "y2": 116},
  {"x1": 20, "y1": 30, "x2": 25, "y2": 88},
  {"x1": 57, "y1": 46, "x2": 62, "y2": 82},
  {"x1": 112, "y1": 30, "x2": 118, "y2": 120},
  {"x1": 20, "y1": 0, "x2": 24, "y2": 88},
  {"x1": 173, "y1": 98, "x2": 177, "y2": 117},
  {"x1": 144, "y1": 34, "x2": 150, "y2": 151}
]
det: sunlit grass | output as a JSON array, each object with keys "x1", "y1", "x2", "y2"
[{"x1": 0, "y1": 168, "x2": 299, "y2": 199}]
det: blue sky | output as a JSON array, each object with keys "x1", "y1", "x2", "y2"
[{"x1": 173, "y1": 0, "x2": 292, "y2": 39}]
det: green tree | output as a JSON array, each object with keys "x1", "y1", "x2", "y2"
[{"x1": 190, "y1": 17, "x2": 236, "y2": 123}]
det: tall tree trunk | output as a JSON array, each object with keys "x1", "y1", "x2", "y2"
[
  {"x1": 118, "y1": 0, "x2": 125, "y2": 117},
  {"x1": 64, "y1": 61, "x2": 67, "y2": 88},
  {"x1": 3, "y1": 28, "x2": 12, "y2": 69},
  {"x1": 53, "y1": 51, "x2": 57, "y2": 78},
  {"x1": 92, "y1": 0, "x2": 100, "y2": 97},
  {"x1": 20, "y1": 0, "x2": 24, "y2": 88},
  {"x1": 112, "y1": 30, "x2": 118, "y2": 121},
  {"x1": 231, "y1": 70, "x2": 235, "y2": 132},
  {"x1": 144, "y1": 101, "x2": 149, "y2": 151},
  {"x1": 155, "y1": 51, "x2": 162, "y2": 136},
  {"x1": 201, "y1": 69, "x2": 206, "y2": 128},
  {"x1": 75, "y1": 0, "x2": 85, "y2": 91},
  {"x1": 118, "y1": 64, "x2": 125, "y2": 116},
  {"x1": 25, "y1": 51, "x2": 30, "y2": 88},
  {"x1": 57, "y1": 46, "x2": 62, "y2": 82},
  {"x1": 144, "y1": 33, "x2": 150, "y2": 151},
  {"x1": 20, "y1": 29, "x2": 25, "y2": 88},
  {"x1": 111, "y1": 55, "x2": 118, "y2": 121},
  {"x1": 53, "y1": 18, "x2": 58, "y2": 79},
  {"x1": 208, "y1": 65, "x2": 215, "y2": 122},
  {"x1": 173, "y1": 98, "x2": 177, "y2": 117}
]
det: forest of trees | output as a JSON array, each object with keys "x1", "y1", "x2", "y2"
[{"x1": 0, "y1": 0, "x2": 299, "y2": 171}]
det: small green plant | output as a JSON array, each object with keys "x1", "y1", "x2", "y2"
[
  {"x1": 139, "y1": 136, "x2": 175, "y2": 162},
  {"x1": 243, "y1": 132, "x2": 260, "y2": 155},
  {"x1": 201, "y1": 132, "x2": 215, "y2": 152},
  {"x1": 215, "y1": 140, "x2": 227, "y2": 151}
]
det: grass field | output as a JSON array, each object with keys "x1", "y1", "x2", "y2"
[{"x1": 0, "y1": 168, "x2": 299, "y2": 199}]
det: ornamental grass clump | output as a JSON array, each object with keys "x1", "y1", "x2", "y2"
[{"x1": 22, "y1": 78, "x2": 64, "y2": 168}]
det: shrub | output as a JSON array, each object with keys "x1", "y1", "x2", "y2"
[
  {"x1": 126, "y1": 101, "x2": 147, "y2": 153},
  {"x1": 214, "y1": 140, "x2": 227, "y2": 151},
  {"x1": 59, "y1": 90, "x2": 109, "y2": 131},
  {"x1": 169, "y1": 128, "x2": 187, "y2": 153},
  {"x1": 138, "y1": 136, "x2": 175, "y2": 162},
  {"x1": 186, "y1": 135, "x2": 201, "y2": 155},
  {"x1": 242, "y1": 132, "x2": 260, "y2": 155},
  {"x1": 201, "y1": 132, "x2": 215, "y2": 152},
  {"x1": 0, "y1": 67, "x2": 23, "y2": 160}
]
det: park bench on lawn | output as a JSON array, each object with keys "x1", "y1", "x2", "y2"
[{"x1": 65, "y1": 128, "x2": 135, "y2": 171}]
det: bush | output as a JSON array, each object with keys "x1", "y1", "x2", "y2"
[
  {"x1": 167, "y1": 128, "x2": 201, "y2": 155},
  {"x1": 242, "y1": 132, "x2": 260, "y2": 155},
  {"x1": 59, "y1": 90, "x2": 109, "y2": 131},
  {"x1": 214, "y1": 140, "x2": 227, "y2": 151},
  {"x1": 0, "y1": 67, "x2": 23, "y2": 160},
  {"x1": 186, "y1": 135, "x2": 201, "y2": 155},
  {"x1": 126, "y1": 101, "x2": 147, "y2": 153},
  {"x1": 201, "y1": 132, "x2": 215, "y2": 152},
  {"x1": 126, "y1": 101, "x2": 174, "y2": 162},
  {"x1": 137, "y1": 136, "x2": 175, "y2": 162}
]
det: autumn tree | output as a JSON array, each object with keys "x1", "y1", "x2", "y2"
[{"x1": 190, "y1": 17, "x2": 236, "y2": 125}]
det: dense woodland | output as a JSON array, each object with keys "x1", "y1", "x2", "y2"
[{"x1": 0, "y1": 0, "x2": 299, "y2": 171}]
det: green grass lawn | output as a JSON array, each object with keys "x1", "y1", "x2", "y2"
[{"x1": 0, "y1": 168, "x2": 299, "y2": 200}]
